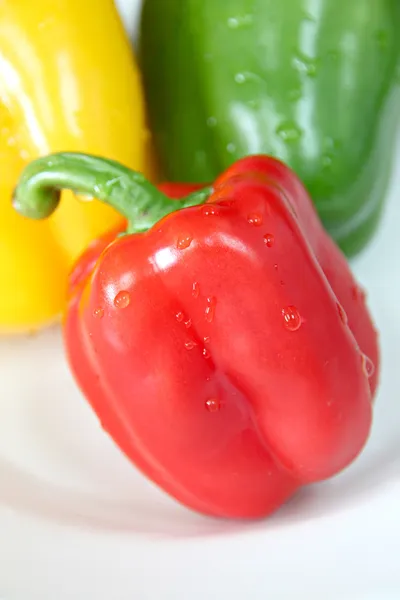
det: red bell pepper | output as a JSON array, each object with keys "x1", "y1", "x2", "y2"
[{"x1": 13, "y1": 152, "x2": 379, "y2": 519}]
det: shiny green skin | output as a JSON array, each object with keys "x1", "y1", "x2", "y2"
[{"x1": 139, "y1": 0, "x2": 400, "y2": 256}]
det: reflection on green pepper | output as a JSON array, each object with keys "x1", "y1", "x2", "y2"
[{"x1": 140, "y1": 0, "x2": 400, "y2": 256}]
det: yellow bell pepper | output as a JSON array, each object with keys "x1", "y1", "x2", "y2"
[{"x1": 0, "y1": 0, "x2": 150, "y2": 333}]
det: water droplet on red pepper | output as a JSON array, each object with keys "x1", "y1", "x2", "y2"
[
  {"x1": 114, "y1": 291, "x2": 130, "y2": 309},
  {"x1": 247, "y1": 213, "x2": 263, "y2": 226},
  {"x1": 361, "y1": 353, "x2": 375, "y2": 378},
  {"x1": 192, "y1": 282, "x2": 200, "y2": 298},
  {"x1": 184, "y1": 318, "x2": 192, "y2": 329},
  {"x1": 337, "y1": 303, "x2": 348, "y2": 325},
  {"x1": 202, "y1": 205, "x2": 219, "y2": 217},
  {"x1": 184, "y1": 340, "x2": 197, "y2": 350},
  {"x1": 282, "y1": 305, "x2": 302, "y2": 331},
  {"x1": 205, "y1": 398, "x2": 220, "y2": 412},
  {"x1": 263, "y1": 233, "x2": 274, "y2": 247},
  {"x1": 176, "y1": 311, "x2": 184, "y2": 322},
  {"x1": 205, "y1": 297, "x2": 217, "y2": 323},
  {"x1": 218, "y1": 199, "x2": 235, "y2": 208},
  {"x1": 176, "y1": 234, "x2": 193, "y2": 249},
  {"x1": 352, "y1": 284, "x2": 366, "y2": 302},
  {"x1": 202, "y1": 348, "x2": 211, "y2": 359},
  {"x1": 203, "y1": 336, "x2": 210, "y2": 344},
  {"x1": 93, "y1": 307, "x2": 104, "y2": 319}
]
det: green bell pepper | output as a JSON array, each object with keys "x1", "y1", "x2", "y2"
[{"x1": 139, "y1": 0, "x2": 400, "y2": 256}]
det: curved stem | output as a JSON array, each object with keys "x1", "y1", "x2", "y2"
[{"x1": 12, "y1": 152, "x2": 213, "y2": 233}]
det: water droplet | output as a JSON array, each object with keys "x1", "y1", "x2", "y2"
[
  {"x1": 226, "y1": 142, "x2": 236, "y2": 154},
  {"x1": 302, "y1": 10, "x2": 315, "y2": 22},
  {"x1": 79, "y1": 194, "x2": 95, "y2": 202},
  {"x1": 307, "y1": 63, "x2": 317, "y2": 77},
  {"x1": 227, "y1": 16, "x2": 239, "y2": 28},
  {"x1": 176, "y1": 234, "x2": 193, "y2": 249},
  {"x1": 322, "y1": 155, "x2": 333, "y2": 168},
  {"x1": 247, "y1": 213, "x2": 263, "y2": 226},
  {"x1": 202, "y1": 348, "x2": 211, "y2": 359},
  {"x1": 327, "y1": 50, "x2": 339, "y2": 61},
  {"x1": 292, "y1": 53, "x2": 318, "y2": 77},
  {"x1": 234, "y1": 72, "x2": 246, "y2": 84},
  {"x1": 227, "y1": 14, "x2": 253, "y2": 28},
  {"x1": 93, "y1": 307, "x2": 104, "y2": 319},
  {"x1": 282, "y1": 306, "x2": 302, "y2": 331},
  {"x1": 38, "y1": 16, "x2": 55, "y2": 29},
  {"x1": 323, "y1": 137, "x2": 335, "y2": 151},
  {"x1": 352, "y1": 284, "x2": 366, "y2": 302},
  {"x1": 203, "y1": 336, "x2": 211, "y2": 344},
  {"x1": 195, "y1": 150, "x2": 207, "y2": 167},
  {"x1": 288, "y1": 88, "x2": 302, "y2": 102},
  {"x1": 207, "y1": 116, "x2": 217, "y2": 128},
  {"x1": 192, "y1": 282, "x2": 200, "y2": 298},
  {"x1": 217, "y1": 198, "x2": 235, "y2": 208},
  {"x1": 375, "y1": 29, "x2": 388, "y2": 49},
  {"x1": 176, "y1": 311, "x2": 184, "y2": 322},
  {"x1": 19, "y1": 149, "x2": 30, "y2": 161},
  {"x1": 184, "y1": 318, "x2": 192, "y2": 329},
  {"x1": 263, "y1": 233, "x2": 274, "y2": 247},
  {"x1": 247, "y1": 98, "x2": 260, "y2": 109},
  {"x1": 276, "y1": 121, "x2": 303, "y2": 142},
  {"x1": 205, "y1": 297, "x2": 217, "y2": 323},
  {"x1": 337, "y1": 303, "x2": 348, "y2": 325},
  {"x1": 184, "y1": 340, "x2": 197, "y2": 350},
  {"x1": 202, "y1": 205, "x2": 219, "y2": 217},
  {"x1": 274, "y1": 264, "x2": 278, "y2": 271},
  {"x1": 361, "y1": 353, "x2": 375, "y2": 379},
  {"x1": 205, "y1": 398, "x2": 220, "y2": 412},
  {"x1": 114, "y1": 291, "x2": 130, "y2": 309}
]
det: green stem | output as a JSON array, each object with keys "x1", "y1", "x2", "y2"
[{"x1": 12, "y1": 152, "x2": 213, "y2": 234}]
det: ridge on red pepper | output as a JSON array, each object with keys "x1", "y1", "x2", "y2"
[{"x1": 13, "y1": 152, "x2": 379, "y2": 519}]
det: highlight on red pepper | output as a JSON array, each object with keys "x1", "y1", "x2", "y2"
[{"x1": 13, "y1": 152, "x2": 379, "y2": 519}]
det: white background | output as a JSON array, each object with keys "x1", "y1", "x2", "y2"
[{"x1": 0, "y1": 1, "x2": 399, "y2": 598}]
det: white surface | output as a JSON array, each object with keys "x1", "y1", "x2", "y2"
[{"x1": 1, "y1": 1, "x2": 400, "y2": 598}]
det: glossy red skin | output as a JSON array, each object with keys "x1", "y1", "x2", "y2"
[{"x1": 65, "y1": 156, "x2": 378, "y2": 519}]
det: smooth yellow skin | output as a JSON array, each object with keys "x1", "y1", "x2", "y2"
[{"x1": 0, "y1": 0, "x2": 149, "y2": 332}]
